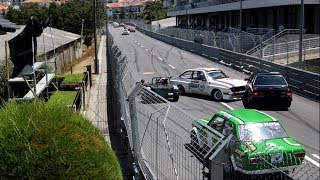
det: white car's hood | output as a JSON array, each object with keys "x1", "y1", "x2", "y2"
[{"x1": 213, "y1": 78, "x2": 247, "y2": 88}]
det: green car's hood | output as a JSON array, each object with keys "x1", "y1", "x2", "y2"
[{"x1": 239, "y1": 138, "x2": 304, "y2": 156}]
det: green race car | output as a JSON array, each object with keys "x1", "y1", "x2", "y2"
[{"x1": 191, "y1": 109, "x2": 305, "y2": 174}]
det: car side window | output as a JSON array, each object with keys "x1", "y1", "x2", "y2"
[
  {"x1": 208, "y1": 116, "x2": 224, "y2": 132},
  {"x1": 222, "y1": 120, "x2": 233, "y2": 136},
  {"x1": 193, "y1": 71, "x2": 206, "y2": 81},
  {"x1": 180, "y1": 71, "x2": 193, "y2": 79}
]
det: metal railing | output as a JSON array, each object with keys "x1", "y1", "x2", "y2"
[
  {"x1": 246, "y1": 29, "x2": 306, "y2": 55},
  {"x1": 263, "y1": 37, "x2": 320, "y2": 57}
]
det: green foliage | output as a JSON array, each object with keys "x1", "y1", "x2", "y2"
[
  {"x1": 142, "y1": 0, "x2": 166, "y2": 23},
  {"x1": 0, "y1": 101, "x2": 122, "y2": 179},
  {"x1": 0, "y1": 60, "x2": 12, "y2": 100},
  {"x1": 5, "y1": 0, "x2": 105, "y2": 45},
  {"x1": 57, "y1": 73, "x2": 84, "y2": 91},
  {"x1": 120, "y1": 8, "x2": 125, "y2": 19},
  {"x1": 48, "y1": 91, "x2": 77, "y2": 106},
  {"x1": 57, "y1": 73, "x2": 84, "y2": 85}
]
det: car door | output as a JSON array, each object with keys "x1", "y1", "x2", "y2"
[
  {"x1": 177, "y1": 71, "x2": 194, "y2": 93},
  {"x1": 190, "y1": 71, "x2": 208, "y2": 95}
]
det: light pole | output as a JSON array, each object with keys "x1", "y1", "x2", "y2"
[
  {"x1": 298, "y1": 0, "x2": 304, "y2": 69},
  {"x1": 239, "y1": 0, "x2": 243, "y2": 53},
  {"x1": 93, "y1": 0, "x2": 99, "y2": 74}
]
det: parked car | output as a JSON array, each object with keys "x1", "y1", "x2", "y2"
[
  {"x1": 242, "y1": 72, "x2": 292, "y2": 108},
  {"x1": 170, "y1": 68, "x2": 247, "y2": 101},
  {"x1": 128, "y1": 26, "x2": 136, "y2": 32},
  {"x1": 191, "y1": 109, "x2": 305, "y2": 175},
  {"x1": 122, "y1": 28, "x2": 130, "y2": 35},
  {"x1": 112, "y1": 22, "x2": 119, "y2": 28},
  {"x1": 141, "y1": 77, "x2": 179, "y2": 102}
]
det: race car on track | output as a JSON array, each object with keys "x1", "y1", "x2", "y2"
[
  {"x1": 191, "y1": 109, "x2": 305, "y2": 175},
  {"x1": 243, "y1": 72, "x2": 292, "y2": 108},
  {"x1": 122, "y1": 28, "x2": 130, "y2": 35},
  {"x1": 141, "y1": 77, "x2": 179, "y2": 102},
  {"x1": 169, "y1": 68, "x2": 247, "y2": 101},
  {"x1": 128, "y1": 26, "x2": 136, "y2": 32}
]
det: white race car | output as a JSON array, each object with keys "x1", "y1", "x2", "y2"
[{"x1": 170, "y1": 68, "x2": 247, "y2": 101}]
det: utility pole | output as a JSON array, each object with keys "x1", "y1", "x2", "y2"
[
  {"x1": 93, "y1": 0, "x2": 99, "y2": 74},
  {"x1": 239, "y1": 0, "x2": 243, "y2": 53},
  {"x1": 298, "y1": 0, "x2": 304, "y2": 69},
  {"x1": 80, "y1": 19, "x2": 84, "y2": 55}
]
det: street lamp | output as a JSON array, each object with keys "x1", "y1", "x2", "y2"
[
  {"x1": 239, "y1": 0, "x2": 243, "y2": 53},
  {"x1": 298, "y1": 0, "x2": 304, "y2": 69},
  {"x1": 93, "y1": 0, "x2": 99, "y2": 74}
]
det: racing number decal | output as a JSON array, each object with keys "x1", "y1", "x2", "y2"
[{"x1": 190, "y1": 81, "x2": 205, "y2": 91}]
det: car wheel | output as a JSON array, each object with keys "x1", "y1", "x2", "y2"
[
  {"x1": 190, "y1": 131, "x2": 199, "y2": 149},
  {"x1": 178, "y1": 85, "x2": 185, "y2": 95},
  {"x1": 173, "y1": 95, "x2": 179, "y2": 102},
  {"x1": 212, "y1": 90, "x2": 223, "y2": 101}
]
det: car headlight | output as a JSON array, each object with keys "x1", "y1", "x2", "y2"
[{"x1": 173, "y1": 85, "x2": 179, "y2": 90}]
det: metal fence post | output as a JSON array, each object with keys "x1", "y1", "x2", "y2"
[{"x1": 86, "y1": 65, "x2": 92, "y2": 87}]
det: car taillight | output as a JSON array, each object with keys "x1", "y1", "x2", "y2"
[
  {"x1": 294, "y1": 152, "x2": 305, "y2": 158},
  {"x1": 249, "y1": 157, "x2": 262, "y2": 164},
  {"x1": 252, "y1": 91, "x2": 260, "y2": 96},
  {"x1": 281, "y1": 92, "x2": 292, "y2": 97}
]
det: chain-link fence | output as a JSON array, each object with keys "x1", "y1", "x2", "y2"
[{"x1": 107, "y1": 26, "x2": 319, "y2": 179}]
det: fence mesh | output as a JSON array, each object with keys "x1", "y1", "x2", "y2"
[{"x1": 106, "y1": 26, "x2": 320, "y2": 180}]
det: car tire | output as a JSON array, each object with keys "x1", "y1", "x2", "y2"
[
  {"x1": 178, "y1": 85, "x2": 186, "y2": 95},
  {"x1": 173, "y1": 95, "x2": 179, "y2": 102},
  {"x1": 212, "y1": 90, "x2": 223, "y2": 101}
]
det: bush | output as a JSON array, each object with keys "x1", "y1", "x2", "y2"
[{"x1": 0, "y1": 101, "x2": 122, "y2": 179}]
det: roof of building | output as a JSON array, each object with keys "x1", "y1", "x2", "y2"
[
  {"x1": 0, "y1": 5, "x2": 8, "y2": 10},
  {"x1": 0, "y1": 18, "x2": 20, "y2": 32},
  {"x1": 107, "y1": 0, "x2": 148, "y2": 8},
  {"x1": 107, "y1": 2, "x2": 123, "y2": 8},
  {"x1": 21, "y1": 0, "x2": 53, "y2": 3},
  {"x1": 0, "y1": 25, "x2": 81, "y2": 62}
]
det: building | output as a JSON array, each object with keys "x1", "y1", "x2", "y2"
[
  {"x1": 20, "y1": 0, "x2": 63, "y2": 6},
  {"x1": 107, "y1": 0, "x2": 148, "y2": 19},
  {"x1": 167, "y1": 0, "x2": 320, "y2": 34}
]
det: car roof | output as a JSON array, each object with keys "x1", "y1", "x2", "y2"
[
  {"x1": 187, "y1": 68, "x2": 220, "y2": 72},
  {"x1": 254, "y1": 72, "x2": 282, "y2": 76},
  {"x1": 218, "y1": 109, "x2": 278, "y2": 125}
]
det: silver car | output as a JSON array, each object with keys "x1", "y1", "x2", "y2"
[{"x1": 170, "y1": 68, "x2": 247, "y2": 101}]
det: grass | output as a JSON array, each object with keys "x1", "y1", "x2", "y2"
[
  {"x1": 57, "y1": 73, "x2": 84, "y2": 85},
  {"x1": 48, "y1": 91, "x2": 78, "y2": 106},
  {"x1": 0, "y1": 101, "x2": 122, "y2": 179}
]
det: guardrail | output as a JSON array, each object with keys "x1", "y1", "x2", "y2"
[{"x1": 125, "y1": 22, "x2": 319, "y2": 102}]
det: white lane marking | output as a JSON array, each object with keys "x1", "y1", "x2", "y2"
[
  {"x1": 168, "y1": 64, "x2": 176, "y2": 69},
  {"x1": 312, "y1": 154, "x2": 320, "y2": 160},
  {"x1": 137, "y1": 42, "x2": 140, "y2": 44},
  {"x1": 221, "y1": 102, "x2": 234, "y2": 110},
  {"x1": 141, "y1": 45, "x2": 144, "y2": 47},
  {"x1": 158, "y1": 57, "x2": 163, "y2": 61},
  {"x1": 145, "y1": 49, "x2": 148, "y2": 51},
  {"x1": 305, "y1": 155, "x2": 320, "y2": 167},
  {"x1": 143, "y1": 72, "x2": 154, "y2": 75}
]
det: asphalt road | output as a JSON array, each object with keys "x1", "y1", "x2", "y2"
[{"x1": 108, "y1": 26, "x2": 320, "y2": 178}]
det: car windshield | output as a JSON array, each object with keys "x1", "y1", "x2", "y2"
[
  {"x1": 238, "y1": 122, "x2": 287, "y2": 142},
  {"x1": 254, "y1": 75, "x2": 287, "y2": 86},
  {"x1": 208, "y1": 71, "x2": 228, "y2": 79}
]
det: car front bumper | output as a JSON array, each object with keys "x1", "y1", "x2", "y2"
[{"x1": 223, "y1": 91, "x2": 245, "y2": 100}]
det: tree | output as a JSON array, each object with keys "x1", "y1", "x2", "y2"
[
  {"x1": 5, "y1": 0, "x2": 105, "y2": 46},
  {"x1": 119, "y1": 8, "x2": 125, "y2": 19},
  {"x1": 142, "y1": 0, "x2": 166, "y2": 23}
]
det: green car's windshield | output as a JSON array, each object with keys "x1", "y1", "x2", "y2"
[{"x1": 238, "y1": 122, "x2": 288, "y2": 142}]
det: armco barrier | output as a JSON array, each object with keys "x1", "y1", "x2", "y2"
[{"x1": 127, "y1": 23, "x2": 320, "y2": 102}]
